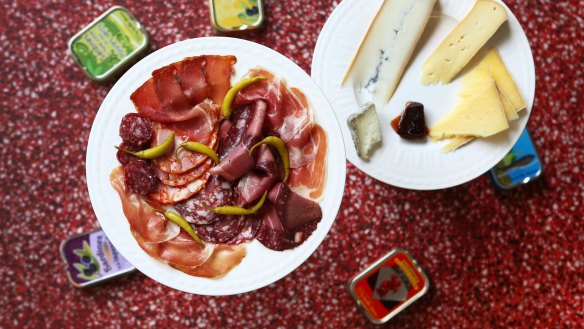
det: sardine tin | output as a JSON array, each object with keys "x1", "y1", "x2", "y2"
[
  {"x1": 60, "y1": 229, "x2": 135, "y2": 288},
  {"x1": 209, "y1": 0, "x2": 264, "y2": 33},
  {"x1": 490, "y1": 129, "x2": 543, "y2": 189},
  {"x1": 348, "y1": 249, "x2": 429, "y2": 324},
  {"x1": 68, "y1": 6, "x2": 148, "y2": 82}
]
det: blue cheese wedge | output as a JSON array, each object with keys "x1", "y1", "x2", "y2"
[
  {"x1": 347, "y1": 103, "x2": 382, "y2": 160},
  {"x1": 342, "y1": 0, "x2": 436, "y2": 105},
  {"x1": 421, "y1": 0, "x2": 508, "y2": 85}
]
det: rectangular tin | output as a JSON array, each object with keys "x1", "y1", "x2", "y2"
[
  {"x1": 489, "y1": 129, "x2": 543, "y2": 189},
  {"x1": 209, "y1": 0, "x2": 264, "y2": 33},
  {"x1": 60, "y1": 229, "x2": 135, "y2": 288},
  {"x1": 68, "y1": 6, "x2": 149, "y2": 82},
  {"x1": 348, "y1": 249, "x2": 429, "y2": 324}
]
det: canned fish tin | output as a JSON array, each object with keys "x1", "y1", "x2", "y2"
[
  {"x1": 209, "y1": 0, "x2": 265, "y2": 33},
  {"x1": 60, "y1": 229, "x2": 135, "y2": 288},
  {"x1": 68, "y1": 6, "x2": 149, "y2": 82},
  {"x1": 348, "y1": 249, "x2": 429, "y2": 324},
  {"x1": 489, "y1": 129, "x2": 543, "y2": 189}
]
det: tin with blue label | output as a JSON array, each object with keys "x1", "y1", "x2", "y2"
[{"x1": 490, "y1": 129, "x2": 543, "y2": 189}]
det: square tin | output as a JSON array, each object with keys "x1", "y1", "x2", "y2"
[
  {"x1": 348, "y1": 249, "x2": 429, "y2": 324},
  {"x1": 209, "y1": 0, "x2": 265, "y2": 33},
  {"x1": 68, "y1": 6, "x2": 149, "y2": 82},
  {"x1": 489, "y1": 129, "x2": 543, "y2": 189},
  {"x1": 60, "y1": 229, "x2": 135, "y2": 288}
]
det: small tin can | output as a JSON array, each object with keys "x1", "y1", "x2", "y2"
[
  {"x1": 209, "y1": 0, "x2": 265, "y2": 33},
  {"x1": 348, "y1": 249, "x2": 429, "y2": 324},
  {"x1": 489, "y1": 129, "x2": 543, "y2": 189},
  {"x1": 60, "y1": 229, "x2": 135, "y2": 288},
  {"x1": 68, "y1": 6, "x2": 149, "y2": 82}
]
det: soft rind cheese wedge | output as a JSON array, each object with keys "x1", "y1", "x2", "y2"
[
  {"x1": 347, "y1": 103, "x2": 382, "y2": 160},
  {"x1": 430, "y1": 67, "x2": 509, "y2": 139},
  {"x1": 343, "y1": 0, "x2": 436, "y2": 105},
  {"x1": 421, "y1": 0, "x2": 508, "y2": 85},
  {"x1": 479, "y1": 49, "x2": 526, "y2": 113}
]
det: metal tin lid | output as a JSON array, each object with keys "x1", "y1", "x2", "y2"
[
  {"x1": 348, "y1": 249, "x2": 429, "y2": 324},
  {"x1": 209, "y1": 0, "x2": 264, "y2": 33},
  {"x1": 68, "y1": 6, "x2": 149, "y2": 82}
]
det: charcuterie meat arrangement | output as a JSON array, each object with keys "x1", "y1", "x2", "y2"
[{"x1": 110, "y1": 55, "x2": 327, "y2": 278}]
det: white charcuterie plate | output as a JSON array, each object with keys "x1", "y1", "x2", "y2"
[
  {"x1": 312, "y1": 0, "x2": 535, "y2": 190},
  {"x1": 86, "y1": 37, "x2": 346, "y2": 295}
]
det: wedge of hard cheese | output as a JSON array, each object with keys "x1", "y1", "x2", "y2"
[
  {"x1": 430, "y1": 67, "x2": 509, "y2": 140},
  {"x1": 343, "y1": 0, "x2": 436, "y2": 105},
  {"x1": 421, "y1": 0, "x2": 508, "y2": 85},
  {"x1": 441, "y1": 136, "x2": 474, "y2": 153},
  {"x1": 347, "y1": 103, "x2": 382, "y2": 160},
  {"x1": 479, "y1": 49, "x2": 526, "y2": 114}
]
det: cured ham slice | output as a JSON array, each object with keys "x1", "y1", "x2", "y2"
[
  {"x1": 131, "y1": 229, "x2": 161, "y2": 258},
  {"x1": 110, "y1": 167, "x2": 180, "y2": 243},
  {"x1": 289, "y1": 124, "x2": 327, "y2": 201},
  {"x1": 132, "y1": 55, "x2": 234, "y2": 123},
  {"x1": 158, "y1": 231, "x2": 215, "y2": 268},
  {"x1": 209, "y1": 101, "x2": 267, "y2": 181},
  {"x1": 148, "y1": 172, "x2": 210, "y2": 205},
  {"x1": 155, "y1": 159, "x2": 213, "y2": 187},
  {"x1": 232, "y1": 69, "x2": 317, "y2": 168},
  {"x1": 205, "y1": 55, "x2": 236, "y2": 105},
  {"x1": 175, "y1": 175, "x2": 234, "y2": 225},
  {"x1": 153, "y1": 99, "x2": 220, "y2": 174},
  {"x1": 173, "y1": 244, "x2": 246, "y2": 278}
]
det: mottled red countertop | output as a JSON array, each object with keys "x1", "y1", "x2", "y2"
[{"x1": 1, "y1": 0, "x2": 582, "y2": 328}]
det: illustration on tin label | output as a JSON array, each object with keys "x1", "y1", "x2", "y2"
[
  {"x1": 491, "y1": 130, "x2": 541, "y2": 186},
  {"x1": 214, "y1": 0, "x2": 260, "y2": 27},
  {"x1": 72, "y1": 241, "x2": 101, "y2": 281},
  {"x1": 372, "y1": 267, "x2": 410, "y2": 302}
]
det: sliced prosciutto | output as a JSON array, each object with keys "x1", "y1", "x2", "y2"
[
  {"x1": 110, "y1": 167, "x2": 180, "y2": 243},
  {"x1": 232, "y1": 69, "x2": 317, "y2": 168},
  {"x1": 172, "y1": 244, "x2": 246, "y2": 279},
  {"x1": 158, "y1": 231, "x2": 215, "y2": 268},
  {"x1": 289, "y1": 124, "x2": 327, "y2": 201},
  {"x1": 131, "y1": 55, "x2": 234, "y2": 123},
  {"x1": 153, "y1": 99, "x2": 220, "y2": 174}
]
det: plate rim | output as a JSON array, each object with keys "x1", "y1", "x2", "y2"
[
  {"x1": 86, "y1": 36, "x2": 346, "y2": 295},
  {"x1": 311, "y1": 0, "x2": 536, "y2": 190}
]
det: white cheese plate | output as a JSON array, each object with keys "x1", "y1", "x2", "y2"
[
  {"x1": 86, "y1": 37, "x2": 346, "y2": 295},
  {"x1": 312, "y1": 0, "x2": 535, "y2": 190}
]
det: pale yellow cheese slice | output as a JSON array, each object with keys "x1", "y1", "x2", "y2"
[
  {"x1": 421, "y1": 0, "x2": 508, "y2": 85},
  {"x1": 478, "y1": 49, "x2": 527, "y2": 113},
  {"x1": 343, "y1": 0, "x2": 437, "y2": 105},
  {"x1": 441, "y1": 136, "x2": 474, "y2": 153},
  {"x1": 430, "y1": 68, "x2": 509, "y2": 139}
]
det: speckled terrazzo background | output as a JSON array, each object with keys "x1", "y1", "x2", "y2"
[{"x1": 1, "y1": 0, "x2": 582, "y2": 328}]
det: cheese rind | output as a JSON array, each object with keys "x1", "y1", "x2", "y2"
[
  {"x1": 430, "y1": 67, "x2": 508, "y2": 139},
  {"x1": 343, "y1": 0, "x2": 436, "y2": 105},
  {"x1": 347, "y1": 103, "x2": 382, "y2": 160},
  {"x1": 441, "y1": 136, "x2": 474, "y2": 153},
  {"x1": 421, "y1": 0, "x2": 508, "y2": 85}
]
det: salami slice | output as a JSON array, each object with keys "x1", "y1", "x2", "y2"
[
  {"x1": 175, "y1": 175, "x2": 234, "y2": 225},
  {"x1": 155, "y1": 159, "x2": 213, "y2": 187},
  {"x1": 225, "y1": 213, "x2": 263, "y2": 245},
  {"x1": 119, "y1": 113, "x2": 153, "y2": 147},
  {"x1": 147, "y1": 172, "x2": 210, "y2": 205},
  {"x1": 194, "y1": 216, "x2": 245, "y2": 244},
  {"x1": 124, "y1": 161, "x2": 159, "y2": 195}
]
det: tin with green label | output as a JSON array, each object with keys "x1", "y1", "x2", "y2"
[
  {"x1": 209, "y1": 0, "x2": 265, "y2": 33},
  {"x1": 68, "y1": 6, "x2": 149, "y2": 82}
]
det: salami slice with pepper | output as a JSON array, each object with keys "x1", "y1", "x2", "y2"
[
  {"x1": 175, "y1": 175, "x2": 234, "y2": 225},
  {"x1": 225, "y1": 213, "x2": 263, "y2": 245}
]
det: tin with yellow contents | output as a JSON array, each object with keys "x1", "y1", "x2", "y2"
[
  {"x1": 348, "y1": 249, "x2": 429, "y2": 324},
  {"x1": 209, "y1": 0, "x2": 264, "y2": 32}
]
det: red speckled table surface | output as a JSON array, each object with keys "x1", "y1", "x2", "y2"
[{"x1": 1, "y1": 0, "x2": 583, "y2": 328}]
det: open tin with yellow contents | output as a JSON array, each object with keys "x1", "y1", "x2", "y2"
[
  {"x1": 209, "y1": 0, "x2": 264, "y2": 33},
  {"x1": 68, "y1": 6, "x2": 149, "y2": 82}
]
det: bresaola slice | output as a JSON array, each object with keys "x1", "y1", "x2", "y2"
[
  {"x1": 209, "y1": 100, "x2": 267, "y2": 181},
  {"x1": 256, "y1": 203, "x2": 319, "y2": 251},
  {"x1": 235, "y1": 144, "x2": 278, "y2": 206},
  {"x1": 268, "y1": 183, "x2": 322, "y2": 231}
]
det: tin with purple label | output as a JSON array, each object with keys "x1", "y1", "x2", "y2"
[{"x1": 60, "y1": 229, "x2": 135, "y2": 288}]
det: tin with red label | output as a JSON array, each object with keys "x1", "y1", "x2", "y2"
[{"x1": 348, "y1": 249, "x2": 429, "y2": 324}]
